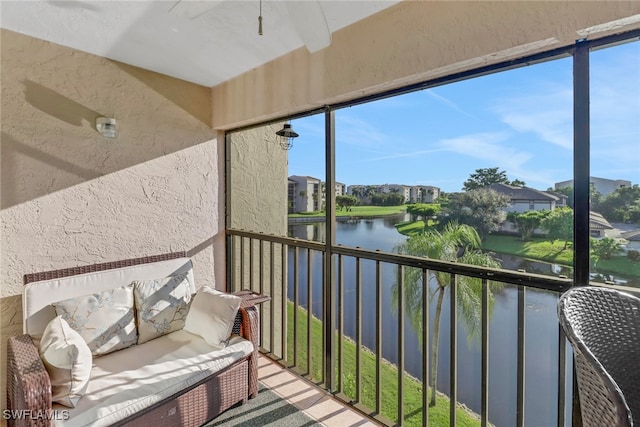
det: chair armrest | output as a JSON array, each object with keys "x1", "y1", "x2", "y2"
[
  {"x1": 238, "y1": 307, "x2": 260, "y2": 399},
  {"x1": 6, "y1": 334, "x2": 52, "y2": 426}
]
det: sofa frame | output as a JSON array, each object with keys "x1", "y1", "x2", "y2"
[{"x1": 6, "y1": 252, "x2": 260, "y2": 427}]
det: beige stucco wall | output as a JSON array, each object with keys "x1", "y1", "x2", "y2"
[
  {"x1": 227, "y1": 125, "x2": 288, "y2": 358},
  {"x1": 212, "y1": 0, "x2": 640, "y2": 130},
  {"x1": 0, "y1": 29, "x2": 223, "y2": 410}
]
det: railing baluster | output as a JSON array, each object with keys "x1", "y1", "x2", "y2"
[
  {"x1": 398, "y1": 265, "x2": 405, "y2": 425},
  {"x1": 249, "y1": 237, "x2": 254, "y2": 291},
  {"x1": 517, "y1": 286, "x2": 526, "y2": 427},
  {"x1": 338, "y1": 254, "x2": 344, "y2": 394},
  {"x1": 259, "y1": 239, "x2": 264, "y2": 349},
  {"x1": 450, "y1": 273, "x2": 457, "y2": 427},
  {"x1": 225, "y1": 229, "x2": 572, "y2": 427},
  {"x1": 270, "y1": 241, "x2": 275, "y2": 355},
  {"x1": 321, "y1": 252, "x2": 327, "y2": 385},
  {"x1": 376, "y1": 259, "x2": 382, "y2": 415},
  {"x1": 282, "y1": 243, "x2": 287, "y2": 362},
  {"x1": 294, "y1": 247, "x2": 299, "y2": 368},
  {"x1": 558, "y1": 319, "x2": 567, "y2": 427},
  {"x1": 307, "y1": 248, "x2": 313, "y2": 377},
  {"x1": 240, "y1": 236, "x2": 245, "y2": 289},
  {"x1": 481, "y1": 278, "x2": 489, "y2": 427},
  {"x1": 422, "y1": 269, "x2": 429, "y2": 427},
  {"x1": 227, "y1": 235, "x2": 234, "y2": 291},
  {"x1": 356, "y1": 257, "x2": 362, "y2": 403}
]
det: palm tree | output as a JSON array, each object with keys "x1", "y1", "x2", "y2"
[{"x1": 393, "y1": 222, "x2": 501, "y2": 407}]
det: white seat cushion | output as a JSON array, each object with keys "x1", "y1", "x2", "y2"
[{"x1": 53, "y1": 330, "x2": 253, "y2": 427}]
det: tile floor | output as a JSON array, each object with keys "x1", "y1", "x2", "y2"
[{"x1": 257, "y1": 356, "x2": 381, "y2": 427}]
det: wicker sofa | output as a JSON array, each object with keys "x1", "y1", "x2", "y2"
[{"x1": 6, "y1": 252, "x2": 260, "y2": 427}]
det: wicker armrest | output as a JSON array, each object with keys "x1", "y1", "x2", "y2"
[
  {"x1": 6, "y1": 334, "x2": 53, "y2": 427},
  {"x1": 238, "y1": 306, "x2": 260, "y2": 399}
]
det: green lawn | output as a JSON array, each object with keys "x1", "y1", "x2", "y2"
[
  {"x1": 284, "y1": 302, "x2": 482, "y2": 427},
  {"x1": 593, "y1": 255, "x2": 640, "y2": 278},
  {"x1": 482, "y1": 235, "x2": 574, "y2": 265},
  {"x1": 396, "y1": 220, "x2": 427, "y2": 236},
  {"x1": 289, "y1": 205, "x2": 405, "y2": 218},
  {"x1": 395, "y1": 222, "x2": 640, "y2": 280}
]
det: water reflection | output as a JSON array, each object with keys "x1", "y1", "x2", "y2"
[{"x1": 287, "y1": 215, "x2": 573, "y2": 427}]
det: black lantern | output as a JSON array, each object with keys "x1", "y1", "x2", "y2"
[{"x1": 276, "y1": 123, "x2": 299, "y2": 150}]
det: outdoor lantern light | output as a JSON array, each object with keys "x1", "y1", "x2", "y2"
[
  {"x1": 276, "y1": 123, "x2": 299, "y2": 150},
  {"x1": 96, "y1": 117, "x2": 117, "y2": 139}
]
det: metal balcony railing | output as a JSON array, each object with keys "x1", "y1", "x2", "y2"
[{"x1": 226, "y1": 228, "x2": 576, "y2": 427}]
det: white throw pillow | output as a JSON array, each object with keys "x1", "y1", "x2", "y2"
[
  {"x1": 184, "y1": 287, "x2": 242, "y2": 350},
  {"x1": 133, "y1": 274, "x2": 192, "y2": 344},
  {"x1": 52, "y1": 284, "x2": 137, "y2": 356},
  {"x1": 39, "y1": 316, "x2": 92, "y2": 408}
]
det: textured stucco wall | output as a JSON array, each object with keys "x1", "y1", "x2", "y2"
[
  {"x1": 227, "y1": 125, "x2": 288, "y2": 357},
  {"x1": 212, "y1": 0, "x2": 640, "y2": 129},
  {"x1": 228, "y1": 124, "x2": 288, "y2": 233},
  {"x1": 0, "y1": 29, "x2": 222, "y2": 410}
]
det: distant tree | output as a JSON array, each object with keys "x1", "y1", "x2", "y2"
[
  {"x1": 407, "y1": 204, "x2": 440, "y2": 225},
  {"x1": 598, "y1": 185, "x2": 640, "y2": 223},
  {"x1": 590, "y1": 237, "x2": 623, "y2": 263},
  {"x1": 628, "y1": 199, "x2": 640, "y2": 224},
  {"x1": 336, "y1": 195, "x2": 358, "y2": 212},
  {"x1": 444, "y1": 188, "x2": 510, "y2": 238},
  {"x1": 552, "y1": 186, "x2": 574, "y2": 208},
  {"x1": 507, "y1": 210, "x2": 550, "y2": 240},
  {"x1": 541, "y1": 207, "x2": 574, "y2": 249},
  {"x1": 370, "y1": 193, "x2": 405, "y2": 206},
  {"x1": 462, "y1": 167, "x2": 526, "y2": 191},
  {"x1": 437, "y1": 192, "x2": 451, "y2": 209},
  {"x1": 364, "y1": 186, "x2": 376, "y2": 198},
  {"x1": 551, "y1": 185, "x2": 605, "y2": 211}
]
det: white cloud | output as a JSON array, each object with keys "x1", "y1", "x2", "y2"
[
  {"x1": 364, "y1": 147, "x2": 445, "y2": 162},
  {"x1": 437, "y1": 132, "x2": 558, "y2": 187},
  {"x1": 425, "y1": 89, "x2": 480, "y2": 121},
  {"x1": 336, "y1": 114, "x2": 389, "y2": 149},
  {"x1": 493, "y1": 88, "x2": 573, "y2": 150}
]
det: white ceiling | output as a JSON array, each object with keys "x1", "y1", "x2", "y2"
[{"x1": 0, "y1": 0, "x2": 400, "y2": 87}]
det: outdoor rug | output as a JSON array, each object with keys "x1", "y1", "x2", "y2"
[{"x1": 205, "y1": 383, "x2": 320, "y2": 426}]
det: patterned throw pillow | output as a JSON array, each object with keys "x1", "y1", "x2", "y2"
[
  {"x1": 132, "y1": 274, "x2": 192, "y2": 344},
  {"x1": 52, "y1": 284, "x2": 137, "y2": 357}
]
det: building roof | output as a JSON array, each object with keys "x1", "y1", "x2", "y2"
[
  {"x1": 487, "y1": 183, "x2": 560, "y2": 202},
  {"x1": 288, "y1": 175, "x2": 322, "y2": 183},
  {"x1": 590, "y1": 212, "x2": 614, "y2": 230},
  {"x1": 621, "y1": 230, "x2": 640, "y2": 241}
]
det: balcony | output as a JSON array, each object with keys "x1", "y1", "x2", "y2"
[
  {"x1": 226, "y1": 229, "x2": 582, "y2": 427},
  {"x1": 251, "y1": 355, "x2": 380, "y2": 426}
]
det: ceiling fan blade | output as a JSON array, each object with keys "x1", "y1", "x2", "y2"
[
  {"x1": 169, "y1": 0, "x2": 222, "y2": 20},
  {"x1": 286, "y1": 1, "x2": 332, "y2": 53}
]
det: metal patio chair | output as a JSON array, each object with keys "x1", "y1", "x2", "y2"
[{"x1": 558, "y1": 286, "x2": 640, "y2": 427}]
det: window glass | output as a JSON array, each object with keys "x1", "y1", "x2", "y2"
[{"x1": 589, "y1": 40, "x2": 640, "y2": 288}]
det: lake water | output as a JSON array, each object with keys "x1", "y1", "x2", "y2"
[{"x1": 287, "y1": 214, "x2": 574, "y2": 427}]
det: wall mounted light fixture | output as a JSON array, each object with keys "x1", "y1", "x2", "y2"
[
  {"x1": 96, "y1": 117, "x2": 117, "y2": 138},
  {"x1": 276, "y1": 123, "x2": 299, "y2": 150}
]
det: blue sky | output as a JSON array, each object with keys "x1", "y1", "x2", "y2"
[{"x1": 288, "y1": 40, "x2": 639, "y2": 193}]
